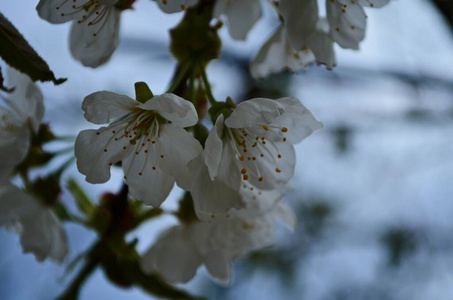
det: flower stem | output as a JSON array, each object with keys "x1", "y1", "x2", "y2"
[
  {"x1": 199, "y1": 64, "x2": 216, "y2": 105},
  {"x1": 166, "y1": 61, "x2": 192, "y2": 94}
]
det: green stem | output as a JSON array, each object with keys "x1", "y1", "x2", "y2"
[
  {"x1": 199, "y1": 63, "x2": 217, "y2": 105},
  {"x1": 189, "y1": 66, "x2": 196, "y2": 103},
  {"x1": 166, "y1": 61, "x2": 192, "y2": 93},
  {"x1": 56, "y1": 242, "x2": 101, "y2": 300}
]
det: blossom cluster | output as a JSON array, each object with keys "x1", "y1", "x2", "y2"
[
  {"x1": 74, "y1": 86, "x2": 322, "y2": 283},
  {"x1": 0, "y1": 0, "x2": 391, "y2": 292}
]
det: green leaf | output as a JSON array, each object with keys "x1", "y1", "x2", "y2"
[
  {"x1": 66, "y1": 179, "x2": 94, "y2": 216},
  {"x1": 0, "y1": 12, "x2": 66, "y2": 85},
  {"x1": 134, "y1": 82, "x2": 154, "y2": 103}
]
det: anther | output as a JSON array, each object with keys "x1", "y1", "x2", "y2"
[
  {"x1": 275, "y1": 168, "x2": 282, "y2": 173},
  {"x1": 281, "y1": 127, "x2": 288, "y2": 132},
  {"x1": 241, "y1": 168, "x2": 247, "y2": 174},
  {"x1": 262, "y1": 125, "x2": 269, "y2": 131}
]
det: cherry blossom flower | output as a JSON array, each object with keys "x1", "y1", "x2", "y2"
[
  {"x1": 326, "y1": 0, "x2": 391, "y2": 49},
  {"x1": 0, "y1": 68, "x2": 44, "y2": 180},
  {"x1": 0, "y1": 183, "x2": 68, "y2": 262},
  {"x1": 251, "y1": 25, "x2": 316, "y2": 79},
  {"x1": 75, "y1": 91, "x2": 202, "y2": 207},
  {"x1": 153, "y1": 0, "x2": 198, "y2": 13},
  {"x1": 277, "y1": 0, "x2": 336, "y2": 72},
  {"x1": 213, "y1": 0, "x2": 261, "y2": 40},
  {"x1": 140, "y1": 186, "x2": 295, "y2": 285},
  {"x1": 190, "y1": 97, "x2": 322, "y2": 215},
  {"x1": 36, "y1": 0, "x2": 124, "y2": 67}
]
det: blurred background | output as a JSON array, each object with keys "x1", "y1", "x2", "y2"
[{"x1": 1, "y1": 0, "x2": 453, "y2": 299}]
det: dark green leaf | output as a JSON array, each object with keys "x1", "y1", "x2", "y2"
[{"x1": 0, "y1": 12, "x2": 66, "y2": 85}]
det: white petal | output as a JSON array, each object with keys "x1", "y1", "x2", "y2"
[
  {"x1": 82, "y1": 91, "x2": 138, "y2": 124},
  {"x1": 36, "y1": 0, "x2": 84, "y2": 24},
  {"x1": 0, "y1": 127, "x2": 30, "y2": 180},
  {"x1": 251, "y1": 26, "x2": 315, "y2": 79},
  {"x1": 190, "y1": 155, "x2": 243, "y2": 219},
  {"x1": 308, "y1": 26, "x2": 337, "y2": 69},
  {"x1": 158, "y1": 124, "x2": 202, "y2": 190},
  {"x1": 273, "y1": 202, "x2": 297, "y2": 231},
  {"x1": 273, "y1": 97, "x2": 323, "y2": 143},
  {"x1": 21, "y1": 208, "x2": 68, "y2": 262},
  {"x1": 153, "y1": 0, "x2": 198, "y2": 13},
  {"x1": 0, "y1": 184, "x2": 32, "y2": 224},
  {"x1": 202, "y1": 115, "x2": 224, "y2": 180},
  {"x1": 204, "y1": 250, "x2": 232, "y2": 286},
  {"x1": 69, "y1": 7, "x2": 121, "y2": 67},
  {"x1": 237, "y1": 142, "x2": 296, "y2": 190},
  {"x1": 357, "y1": 0, "x2": 390, "y2": 8},
  {"x1": 6, "y1": 68, "x2": 44, "y2": 132},
  {"x1": 141, "y1": 226, "x2": 203, "y2": 283},
  {"x1": 139, "y1": 93, "x2": 198, "y2": 127},
  {"x1": 122, "y1": 140, "x2": 175, "y2": 207},
  {"x1": 326, "y1": 0, "x2": 367, "y2": 49},
  {"x1": 75, "y1": 126, "x2": 132, "y2": 183},
  {"x1": 216, "y1": 0, "x2": 261, "y2": 40},
  {"x1": 0, "y1": 185, "x2": 68, "y2": 262},
  {"x1": 279, "y1": 0, "x2": 318, "y2": 49},
  {"x1": 225, "y1": 98, "x2": 286, "y2": 128}
]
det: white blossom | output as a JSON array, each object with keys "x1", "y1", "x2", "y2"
[
  {"x1": 251, "y1": 25, "x2": 316, "y2": 79},
  {"x1": 36, "y1": 0, "x2": 122, "y2": 67},
  {"x1": 0, "y1": 183, "x2": 68, "y2": 262},
  {"x1": 190, "y1": 97, "x2": 322, "y2": 216},
  {"x1": 278, "y1": 0, "x2": 336, "y2": 71},
  {"x1": 326, "y1": 0, "x2": 391, "y2": 49},
  {"x1": 213, "y1": 0, "x2": 261, "y2": 40},
  {"x1": 153, "y1": 0, "x2": 198, "y2": 13},
  {"x1": 141, "y1": 186, "x2": 296, "y2": 285},
  {"x1": 0, "y1": 68, "x2": 44, "y2": 181},
  {"x1": 75, "y1": 91, "x2": 202, "y2": 207}
]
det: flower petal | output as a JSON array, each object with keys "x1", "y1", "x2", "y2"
[
  {"x1": 279, "y1": 0, "x2": 319, "y2": 49},
  {"x1": 0, "y1": 126, "x2": 30, "y2": 181},
  {"x1": 273, "y1": 202, "x2": 297, "y2": 231},
  {"x1": 153, "y1": 0, "x2": 198, "y2": 13},
  {"x1": 36, "y1": 0, "x2": 84, "y2": 24},
  {"x1": 326, "y1": 0, "x2": 367, "y2": 49},
  {"x1": 139, "y1": 93, "x2": 198, "y2": 127},
  {"x1": 272, "y1": 97, "x2": 323, "y2": 143},
  {"x1": 82, "y1": 91, "x2": 138, "y2": 124},
  {"x1": 215, "y1": 0, "x2": 261, "y2": 40},
  {"x1": 308, "y1": 23, "x2": 337, "y2": 69},
  {"x1": 202, "y1": 115, "x2": 224, "y2": 180},
  {"x1": 190, "y1": 155, "x2": 243, "y2": 219},
  {"x1": 157, "y1": 124, "x2": 202, "y2": 190},
  {"x1": 6, "y1": 68, "x2": 44, "y2": 132},
  {"x1": 75, "y1": 125, "x2": 132, "y2": 183},
  {"x1": 251, "y1": 26, "x2": 315, "y2": 79},
  {"x1": 357, "y1": 0, "x2": 390, "y2": 8},
  {"x1": 69, "y1": 7, "x2": 121, "y2": 67},
  {"x1": 122, "y1": 140, "x2": 175, "y2": 207},
  {"x1": 141, "y1": 226, "x2": 203, "y2": 283},
  {"x1": 225, "y1": 98, "x2": 286, "y2": 128},
  {"x1": 204, "y1": 250, "x2": 232, "y2": 286}
]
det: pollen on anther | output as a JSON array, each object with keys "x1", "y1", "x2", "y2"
[
  {"x1": 239, "y1": 154, "x2": 245, "y2": 161},
  {"x1": 144, "y1": 150, "x2": 148, "y2": 153},
  {"x1": 152, "y1": 140, "x2": 156, "y2": 144},
  {"x1": 241, "y1": 168, "x2": 247, "y2": 174},
  {"x1": 123, "y1": 146, "x2": 127, "y2": 150},
  {"x1": 281, "y1": 127, "x2": 288, "y2": 132},
  {"x1": 152, "y1": 166, "x2": 156, "y2": 170},
  {"x1": 278, "y1": 154, "x2": 282, "y2": 159},
  {"x1": 104, "y1": 149, "x2": 108, "y2": 152},
  {"x1": 259, "y1": 177, "x2": 264, "y2": 182},
  {"x1": 112, "y1": 130, "x2": 116, "y2": 134},
  {"x1": 260, "y1": 154, "x2": 264, "y2": 157},
  {"x1": 275, "y1": 168, "x2": 282, "y2": 173},
  {"x1": 135, "y1": 151, "x2": 139, "y2": 155},
  {"x1": 138, "y1": 172, "x2": 143, "y2": 176},
  {"x1": 262, "y1": 125, "x2": 269, "y2": 131},
  {"x1": 243, "y1": 174, "x2": 249, "y2": 180},
  {"x1": 283, "y1": 137, "x2": 287, "y2": 142},
  {"x1": 96, "y1": 132, "x2": 100, "y2": 135},
  {"x1": 160, "y1": 155, "x2": 164, "y2": 158}
]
